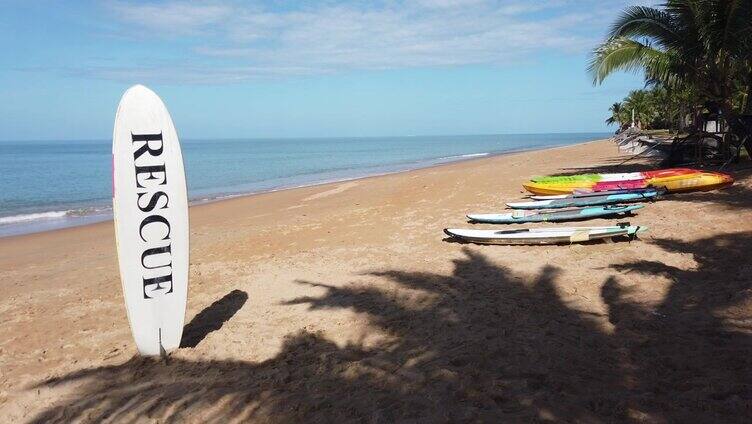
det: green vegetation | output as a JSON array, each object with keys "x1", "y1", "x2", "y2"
[
  {"x1": 605, "y1": 87, "x2": 695, "y2": 132},
  {"x1": 588, "y1": 0, "x2": 752, "y2": 150}
]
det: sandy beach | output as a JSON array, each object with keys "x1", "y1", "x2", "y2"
[{"x1": 1, "y1": 139, "x2": 751, "y2": 422}]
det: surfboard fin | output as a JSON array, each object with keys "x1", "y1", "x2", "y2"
[{"x1": 159, "y1": 328, "x2": 167, "y2": 358}]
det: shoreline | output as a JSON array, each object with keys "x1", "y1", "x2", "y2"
[
  {"x1": 2, "y1": 138, "x2": 751, "y2": 422},
  {"x1": 0, "y1": 137, "x2": 609, "y2": 239},
  {"x1": 188, "y1": 136, "x2": 608, "y2": 209}
]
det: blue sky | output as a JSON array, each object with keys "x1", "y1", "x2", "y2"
[{"x1": 0, "y1": 0, "x2": 654, "y2": 140}]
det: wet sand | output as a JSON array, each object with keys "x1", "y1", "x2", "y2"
[{"x1": 1, "y1": 139, "x2": 751, "y2": 422}]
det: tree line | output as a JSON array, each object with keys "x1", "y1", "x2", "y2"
[
  {"x1": 589, "y1": 0, "x2": 752, "y2": 151},
  {"x1": 605, "y1": 87, "x2": 698, "y2": 132}
]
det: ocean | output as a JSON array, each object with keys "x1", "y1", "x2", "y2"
[{"x1": 0, "y1": 133, "x2": 608, "y2": 236}]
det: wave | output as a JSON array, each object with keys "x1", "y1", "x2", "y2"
[
  {"x1": 436, "y1": 152, "x2": 490, "y2": 161},
  {"x1": 0, "y1": 211, "x2": 69, "y2": 225},
  {"x1": 0, "y1": 206, "x2": 112, "y2": 225}
]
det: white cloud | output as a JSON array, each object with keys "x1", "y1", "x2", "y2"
[
  {"x1": 97, "y1": 0, "x2": 625, "y2": 83},
  {"x1": 107, "y1": 0, "x2": 232, "y2": 35},
  {"x1": 73, "y1": 64, "x2": 325, "y2": 84},
  {"x1": 411, "y1": 0, "x2": 492, "y2": 9}
]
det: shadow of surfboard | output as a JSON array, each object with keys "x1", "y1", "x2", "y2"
[{"x1": 180, "y1": 289, "x2": 248, "y2": 348}]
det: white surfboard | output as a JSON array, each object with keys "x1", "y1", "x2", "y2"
[
  {"x1": 444, "y1": 225, "x2": 646, "y2": 245},
  {"x1": 112, "y1": 85, "x2": 189, "y2": 356}
]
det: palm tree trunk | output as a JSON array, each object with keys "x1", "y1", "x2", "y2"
[
  {"x1": 744, "y1": 84, "x2": 752, "y2": 115},
  {"x1": 720, "y1": 102, "x2": 752, "y2": 157}
]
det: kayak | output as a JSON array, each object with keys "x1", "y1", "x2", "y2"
[
  {"x1": 530, "y1": 168, "x2": 698, "y2": 183},
  {"x1": 523, "y1": 179, "x2": 648, "y2": 195},
  {"x1": 523, "y1": 171, "x2": 733, "y2": 195},
  {"x1": 532, "y1": 172, "x2": 640, "y2": 183},
  {"x1": 643, "y1": 168, "x2": 702, "y2": 179},
  {"x1": 444, "y1": 225, "x2": 647, "y2": 245},
  {"x1": 648, "y1": 171, "x2": 734, "y2": 193},
  {"x1": 507, "y1": 189, "x2": 660, "y2": 209},
  {"x1": 593, "y1": 180, "x2": 652, "y2": 191},
  {"x1": 467, "y1": 204, "x2": 643, "y2": 224}
]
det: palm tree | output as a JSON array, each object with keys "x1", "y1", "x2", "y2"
[
  {"x1": 588, "y1": 0, "x2": 752, "y2": 148},
  {"x1": 623, "y1": 90, "x2": 655, "y2": 129},
  {"x1": 605, "y1": 102, "x2": 625, "y2": 127}
]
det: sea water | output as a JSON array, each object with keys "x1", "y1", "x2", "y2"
[{"x1": 0, "y1": 133, "x2": 607, "y2": 236}]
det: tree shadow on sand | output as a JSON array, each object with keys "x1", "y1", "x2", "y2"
[
  {"x1": 27, "y1": 238, "x2": 752, "y2": 422},
  {"x1": 545, "y1": 160, "x2": 657, "y2": 177},
  {"x1": 608, "y1": 232, "x2": 752, "y2": 419}
]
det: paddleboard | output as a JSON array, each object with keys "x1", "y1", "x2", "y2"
[
  {"x1": 529, "y1": 187, "x2": 660, "y2": 200},
  {"x1": 507, "y1": 189, "x2": 659, "y2": 209},
  {"x1": 444, "y1": 224, "x2": 646, "y2": 245},
  {"x1": 467, "y1": 204, "x2": 643, "y2": 224},
  {"x1": 112, "y1": 85, "x2": 189, "y2": 356}
]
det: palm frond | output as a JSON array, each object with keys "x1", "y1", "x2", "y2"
[
  {"x1": 663, "y1": 0, "x2": 704, "y2": 53},
  {"x1": 642, "y1": 49, "x2": 688, "y2": 88},
  {"x1": 608, "y1": 6, "x2": 681, "y2": 50},
  {"x1": 588, "y1": 37, "x2": 671, "y2": 85},
  {"x1": 719, "y1": 0, "x2": 752, "y2": 59}
]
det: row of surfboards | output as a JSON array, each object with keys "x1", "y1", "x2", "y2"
[{"x1": 444, "y1": 168, "x2": 734, "y2": 245}]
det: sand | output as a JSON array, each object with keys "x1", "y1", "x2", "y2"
[{"x1": 1, "y1": 139, "x2": 751, "y2": 423}]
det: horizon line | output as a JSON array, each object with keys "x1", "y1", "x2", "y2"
[{"x1": 0, "y1": 130, "x2": 612, "y2": 143}]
